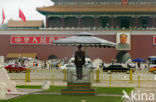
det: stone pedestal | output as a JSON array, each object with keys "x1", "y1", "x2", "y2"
[
  {"x1": 62, "y1": 67, "x2": 96, "y2": 95},
  {"x1": 62, "y1": 82, "x2": 95, "y2": 95}
]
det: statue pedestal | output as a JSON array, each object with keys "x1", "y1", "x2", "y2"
[
  {"x1": 62, "y1": 82, "x2": 95, "y2": 95},
  {"x1": 61, "y1": 68, "x2": 96, "y2": 95}
]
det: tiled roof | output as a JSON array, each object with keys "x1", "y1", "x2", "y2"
[
  {"x1": 6, "y1": 53, "x2": 37, "y2": 58},
  {"x1": 7, "y1": 20, "x2": 43, "y2": 28},
  {"x1": 37, "y1": 5, "x2": 156, "y2": 13}
]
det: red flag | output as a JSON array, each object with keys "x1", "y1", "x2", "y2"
[
  {"x1": 2, "y1": 9, "x2": 5, "y2": 24},
  {"x1": 122, "y1": 0, "x2": 128, "y2": 5},
  {"x1": 19, "y1": 9, "x2": 26, "y2": 22}
]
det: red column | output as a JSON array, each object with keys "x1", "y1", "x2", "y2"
[
  {"x1": 111, "y1": 18, "x2": 114, "y2": 29},
  {"x1": 152, "y1": 17, "x2": 155, "y2": 28},
  {"x1": 78, "y1": 18, "x2": 81, "y2": 28},
  {"x1": 46, "y1": 17, "x2": 49, "y2": 28},
  {"x1": 135, "y1": 17, "x2": 138, "y2": 28},
  {"x1": 61, "y1": 18, "x2": 64, "y2": 28},
  {"x1": 94, "y1": 18, "x2": 97, "y2": 27}
]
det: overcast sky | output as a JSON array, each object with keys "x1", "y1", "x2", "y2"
[{"x1": 0, "y1": 0, "x2": 54, "y2": 24}]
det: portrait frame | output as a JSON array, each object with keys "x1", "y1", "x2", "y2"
[{"x1": 116, "y1": 32, "x2": 131, "y2": 50}]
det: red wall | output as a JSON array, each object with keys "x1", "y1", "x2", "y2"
[{"x1": 0, "y1": 34, "x2": 155, "y2": 62}]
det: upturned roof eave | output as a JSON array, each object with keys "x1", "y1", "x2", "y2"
[
  {"x1": 36, "y1": 4, "x2": 156, "y2": 15},
  {"x1": 36, "y1": 10, "x2": 156, "y2": 16}
]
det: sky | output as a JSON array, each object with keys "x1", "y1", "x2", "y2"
[{"x1": 0, "y1": 0, "x2": 54, "y2": 24}]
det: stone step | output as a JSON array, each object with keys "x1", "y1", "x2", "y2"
[
  {"x1": 67, "y1": 85, "x2": 91, "y2": 89},
  {"x1": 67, "y1": 82, "x2": 91, "y2": 85},
  {"x1": 62, "y1": 88, "x2": 96, "y2": 95},
  {"x1": 67, "y1": 82, "x2": 91, "y2": 88},
  {"x1": 71, "y1": 88, "x2": 91, "y2": 90}
]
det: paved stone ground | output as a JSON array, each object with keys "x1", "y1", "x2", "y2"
[
  {"x1": 14, "y1": 80, "x2": 156, "y2": 88},
  {"x1": 124, "y1": 87, "x2": 156, "y2": 102},
  {"x1": 3, "y1": 89, "x2": 43, "y2": 100},
  {"x1": 3, "y1": 80, "x2": 156, "y2": 101}
]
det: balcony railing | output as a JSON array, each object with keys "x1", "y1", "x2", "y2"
[{"x1": 38, "y1": 27, "x2": 156, "y2": 31}]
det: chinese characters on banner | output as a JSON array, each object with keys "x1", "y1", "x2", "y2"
[
  {"x1": 153, "y1": 36, "x2": 156, "y2": 45},
  {"x1": 10, "y1": 36, "x2": 66, "y2": 45}
]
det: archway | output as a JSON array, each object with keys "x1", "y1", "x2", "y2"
[
  {"x1": 121, "y1": 19, "x2": 130, "y2": 28},
  {"x1": 98, "y1": 17, "x2": 111, "y2": 28},
  {"x1": 115, "y1": 17, "x2": 133, "y2": 29},
  {"x1": 64, "y1": 17, "x2": 78, "y2": 28},
  {"x1": 81, "y1": 17, "x2": 94, "y2": 28},
  {"x1": 138, "y1": 16, "x2": 151, "y2": 28},
  {"x1": 48, "y1": 54, "x2": 58, "y2": 60},
  {"x1": 116, "y1": 51, "x2": 131, "y2": 63},
  {"x1": 48, "y1": 17, "x2": 62, "y2": 28}
]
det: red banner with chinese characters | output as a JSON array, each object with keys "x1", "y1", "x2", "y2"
[
  {"x1": 10, "y1": 36, "x2": 66, "y2": 45},
  {"x1": 153, "y1": 36, "x2": 156, "y2": 45}
]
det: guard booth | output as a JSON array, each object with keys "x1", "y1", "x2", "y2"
[{"x1": 61, "y1": 67, "x2": 96, "y2": 95}]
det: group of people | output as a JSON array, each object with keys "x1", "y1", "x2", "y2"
[
  {"x1": 128, "y1": 62, "x2": 149, "y2": 69},
  {"x1": 32, "y1": 60, "x2": 65, "y2": 69},
  {"x1": 7, "y1": 58, "x2": 65, "y2": 69},
  {"x1": 7, "y1": 58, "x2": 29, "y2": 68}
]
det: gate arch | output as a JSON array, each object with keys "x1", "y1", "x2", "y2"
[
  {"x1": 48, "y1": 54, "x2": 57, "y2": 60},
  {"x1": 116, "y1": 51, "x2": 131, "y2": 63}
]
